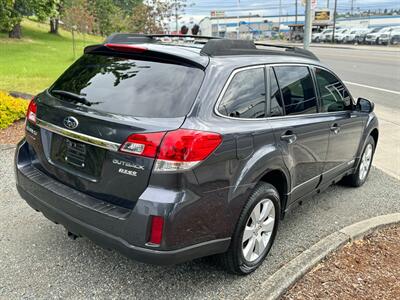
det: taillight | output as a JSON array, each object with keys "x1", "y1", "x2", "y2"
[
  {"x1": 26, "y1": 98, "x2": 37, "y2": 125},
  {"x1": 155, "y1": 129, "x2": 222, "y2": 172},
  {"x1": 149, "y1": 216, "x2": 164, "y2": 245},
  {"x1": 120, "y1": 132, "x2": 165, "y2": 158},
  {"x1": 119, "y1": 129, "x2": 222, "y2": 172}
]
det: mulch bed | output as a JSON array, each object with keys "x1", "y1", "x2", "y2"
[
  {"x1": 282, "y1": 225, "x2": 400, "y2": 300},
  {"x1": 0, "y1": 120, "x2": 25, "y2": 145}
]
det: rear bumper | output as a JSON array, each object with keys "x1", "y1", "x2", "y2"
[{"x1": 15, "y1": 140, "x2": 230, "y2": 265}]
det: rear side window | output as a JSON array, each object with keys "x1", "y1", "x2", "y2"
[
  {"x1": 314, "y1": 68, "x2": 352, "y2": 112},
  {"x1": 274, "y1": 66, "x2": 317, "y2": 115},
  {"x1": 269, "y1": 69, "x2": 284, "y2": 117},
  {"x1": 217, "y1": 67, "x2": 266, "y2": 119},
  {"x1": 49, "y1": 54, "x2": 204, "y2": 118}
]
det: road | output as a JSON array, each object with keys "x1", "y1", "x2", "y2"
[
  {"x1": 313, "y1": 47, "x2": 400, "y2": 179},
  {"x1": 0, "y1": 47, "x2": 399, "y2": 299}
]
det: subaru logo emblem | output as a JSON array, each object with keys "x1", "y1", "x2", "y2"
[{"x1": 63, "y1": 116, "x2": 79, "y2": 130}]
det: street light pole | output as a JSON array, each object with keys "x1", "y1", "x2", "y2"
[
  {"x1": 303, "y1": 0, "x2": 312, "y2": 49},
  {"x1": 278, "y1": 0, "x2": 282, "y2": 35},
  {"x1": 332, "y1": 0, "x2": 338, "y2": 43}
]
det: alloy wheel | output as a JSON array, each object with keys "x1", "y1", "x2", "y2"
[
  {"x1": 359, "y1": 143, "x2": 373, "y2": 181},
  {"x1": 241, "y1": 199, "x2": 276, "y2": 262}
]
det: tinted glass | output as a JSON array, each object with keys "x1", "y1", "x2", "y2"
[
  {"x1": 50, "y1": 54, "x2": 204, "y2": 118},
  {"x1": 270, "y1": 69, "x2": 284, "y2": 117},
  {"x1": 314, "y1": 68, "x2": 352, "y2": 112},
  {"x1": 218, "y1": 68, "x2": 266, "y2": 118},
  {"x1": 274, "y1": 66, "x2": 317, "y2": 115}
]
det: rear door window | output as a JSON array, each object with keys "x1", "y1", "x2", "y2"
[
  {"x1": 269, "y1": 68, "x2": 284, "y2": 117},
  {"x1": 49, "y1": 54, "x2": 204, "y2": 118},
  {"x1": 217, "y1": 67, "x2": 266, "y2": 119},
  {"x1": 273, "y1": 66, "x2": 317, "y2": 115}
]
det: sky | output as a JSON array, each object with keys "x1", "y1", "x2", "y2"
[{"x1": 181, "y1": 0, "x2": 400, "y2": 24}]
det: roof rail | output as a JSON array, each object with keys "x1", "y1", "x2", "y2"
[
  {"x1": 200, "y1": 39, "x2": 319, "y2": 61},
  {"x1": 103, "y1": 33, "x2": 318, "y2": 61},
  {"x1": 105, "y1": 33, "x2": 220, "y2": 44}
]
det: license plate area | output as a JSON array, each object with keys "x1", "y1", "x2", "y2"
[
  {"x1": 65, "y1": 139, "x2": 87, "y2": 168},
  {"x1": 50, "y1": 134, "x2": 106, "y2": 178}
]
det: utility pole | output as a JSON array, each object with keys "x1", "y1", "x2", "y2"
[
  {"x1": 351, "y1": 0, "x2": 354, "y2": 16},
  {"x1": 332, "y1": 0, "x2": 338, "y2": 43},
  {"x1": 303, "y1": 0, "x2": 312, "y2": 49},
  {"x1": 175, "y1": 0, "x2": 179, "y2": 33},
  {"x1": 295, "y1": 0, "x2": 298, "y2": 24},
  {"x1": 278, "y1": 0, "x2": 282, "y2": 34},
  {"x1": 237, "y1": 0, "x2": 240, "y2": 39}
]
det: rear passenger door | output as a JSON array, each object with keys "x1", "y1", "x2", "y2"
[
  {"x1": 267, "y1": 65, "x2": 330, "y2": 203},
  {"x1": 313, "y1": 67, "x2": 364, "y2": 183}
]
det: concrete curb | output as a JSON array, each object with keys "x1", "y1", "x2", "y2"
[
  {"x1": 0, "y1": 144, "x2": 16, "y2": 151},
  {"x1": 246, "y1": 213, "x2": 400, "y2": 300}
]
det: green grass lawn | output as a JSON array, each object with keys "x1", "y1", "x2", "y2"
[{"x1": 0, "y1": 19, "x2": 102, "y2": 95}]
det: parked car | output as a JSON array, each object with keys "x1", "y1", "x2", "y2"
[
  {"x1": 388, "y1": 28, "x2": 400, "y2": 45},
  {"x1": 312, "y1": 28, "x2": 331, "y2": 42},
  {"x1": 334, "y1": 28, "x2": 349, "y2": 43},
  {"x1": 321, "y1": 28, "x2": 334, "y2": 42},
  {"x1": 345, "y1": 28, "x2": 369, "y2": 44},
  {"x1": 355, "y1": 27, "x2": 380, "y2": 44},
  {"x1": 15, "y1": 35, "x2": 379, "y2": 275},
  {"x1": 378, "y1": 27, "x2": 400, "y2": 45},
  {"x1": 365, "y1": 27, "x2": 393, "y2": 44}
]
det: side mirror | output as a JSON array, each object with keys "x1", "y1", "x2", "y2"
[{"x1": 356, "y1": 98, "x2": 374, "y2": 113}]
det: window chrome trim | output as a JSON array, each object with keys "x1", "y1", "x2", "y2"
[
  {"x1": 36, "y1": 118, "x2": 121, "y2": 152},
  {"x1": 213, "y1": 62, "x2": 355, "y2": 121}
]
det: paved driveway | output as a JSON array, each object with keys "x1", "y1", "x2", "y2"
[{"x1": 1, "y1": 147, "x2": 399, "y2": 299}]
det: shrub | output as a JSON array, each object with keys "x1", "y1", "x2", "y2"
[{"x1": 0, "y1": 91, "x2": 29, "y2": 129}]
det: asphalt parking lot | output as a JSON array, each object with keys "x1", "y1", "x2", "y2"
[{"x1": 1, "y1": 46, "x2": 399, "y2": 299}]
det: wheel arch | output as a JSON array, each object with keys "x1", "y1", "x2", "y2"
[
  {"x1": 370, "y1": 128, "x2": 379, "y2": 146},
  {"x1": 259, "y1": 169, "x2": 289, "y2": 219}
]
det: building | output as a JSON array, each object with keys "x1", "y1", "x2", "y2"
[
  {"x1": 199, "y1": 14, "x2": 305, "y2": 39},
  {"x1": 199, "y1": 13, "x2": 400, "y2": 39}
]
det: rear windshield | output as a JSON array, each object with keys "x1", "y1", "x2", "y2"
[{"x1": 49, "y1": 54, "x2": 204, "y2": 118}]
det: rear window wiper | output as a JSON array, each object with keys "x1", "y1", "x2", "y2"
[{"x1": 51, "y1": 90, "x2": 100, "y2": 106}]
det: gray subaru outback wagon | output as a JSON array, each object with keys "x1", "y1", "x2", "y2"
[{"x1": 15, "y1": 35, "x2": 378, "y2": 274}]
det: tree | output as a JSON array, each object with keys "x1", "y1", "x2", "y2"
[
  {"x1": 0, "y1": 0, "x2": 57, "y2": 38},
  {"x1": 88, "y1": 0, "x2": 140, "y2": 36},
  {"x1": 113, "y1": 0, "x2": 142, "y2": 16},
  {"x1": 191, "y1": 24, "x2": 199, "y2": 35},
  {"x1": 62, "y1": 0, "x2": 95, "y2": 57},
  {"x1": 129, "y1": 0, "x2": 169, "y2": 34},
  {"x1": 49, "y1": 0, "x2": 65, "y2": 34},
  {"x1": 168, "y1": 0, "x2": 192, "y2": 33}
]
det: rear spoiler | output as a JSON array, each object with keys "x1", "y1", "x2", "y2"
[{"x1": 84, "y1": 43, "x2": 208, "y2": 70}]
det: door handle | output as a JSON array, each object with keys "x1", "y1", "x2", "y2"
[
  {"x1": 330, "y1": 123, "x2": 341, "y2": 134},
  {"x1": 280, "y1": 131, "x2": 297, "y2": 144}
]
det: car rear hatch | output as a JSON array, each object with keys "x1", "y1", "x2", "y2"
[{"x1": 26, "y1": 44, "x2": 206, "y2": 209}]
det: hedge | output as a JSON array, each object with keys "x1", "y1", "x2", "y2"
[{"x1": 0, "y1": 91, "x2": 29, "y2": 129}]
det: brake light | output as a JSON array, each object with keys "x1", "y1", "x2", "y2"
[
  {"x1": 104, "y1": 43, "x2": 148, "y2": 53},
  {"x1": 119, "y1": 129, "x2": 222, "y2": 172},
  {"x1": 120, "y1": 132, "x2": 165, "y2": 158},
  {"x1": 155, "y1": 129, "x2": 222, "y2": 172},
  {"x1": 26, "y1": 98, "x2": 37, "y2": 125},
  {"x1": 149, "y1": 216, "x2": 164, "y2": 245}
]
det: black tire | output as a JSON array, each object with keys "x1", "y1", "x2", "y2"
[
  {"x1": 218, "y1": 182, "x2": 280, "y2": 275},
  {"x1": 343, "y1": 136, "x2": 375, "y2": 187}
]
